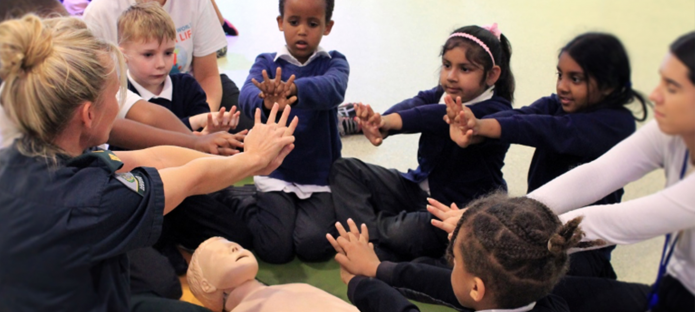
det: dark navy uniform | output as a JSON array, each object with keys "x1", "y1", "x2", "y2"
[{"x1": 0, "y1": 144, "x2": 164, "y2": 312}]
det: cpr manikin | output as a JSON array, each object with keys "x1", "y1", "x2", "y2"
[{"x1": 187, "y1": 237, "x2": 358, "y2": 312}]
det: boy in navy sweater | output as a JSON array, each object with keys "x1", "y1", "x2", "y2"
[
  {"x1": 119, "y1": 2, "x2": 240, "y2": 134},
  {"x1": 238, "y1": 0, "x2": 349, "y2": 264}
]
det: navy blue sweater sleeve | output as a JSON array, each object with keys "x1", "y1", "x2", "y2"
[
  {"x1": 178, "y1": 74, "x2": 211, "y2": 115},
  {"x1": 293, "y1": 51, "x2": 349, "y2": 111},
  {"x1": 397, "y1": 97, "x2": 512, "y2": 137},
  {"x1": 492, "y1": 95, "x2": 635, "y2": 158},
  {"x1": 384, "y1": 87, "x2": 442, "y2": 115},
  {"x1": 239, "y1": 53, "x2": 274, "y2": 122},
  {"x1": 347, "y1": 276, "x2": 420, "y2": 312}
]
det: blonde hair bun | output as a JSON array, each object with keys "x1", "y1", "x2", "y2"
[{"x1": 0, "y1": 15, "x2": 53, "y2": 79}]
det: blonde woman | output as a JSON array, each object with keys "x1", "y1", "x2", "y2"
[{"x1": 0, "y1": 15, "x2": 296, "y2": 311}]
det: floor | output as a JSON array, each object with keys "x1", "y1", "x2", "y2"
[{"x1": 205, "y1": 0, "x2": 695, "y2": 308}]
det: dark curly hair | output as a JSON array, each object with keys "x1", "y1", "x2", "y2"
[{"x1": 447, "y1": 192, "x2": 604, "y2": 309}]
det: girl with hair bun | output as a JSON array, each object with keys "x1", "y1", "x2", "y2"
[{"x1": 0, "y1": 14, "x2": 297, "y2": 311}]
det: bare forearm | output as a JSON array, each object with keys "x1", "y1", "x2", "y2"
[
  {"x1": 126, "y1": 101, "x2": 191, "y2": 134},
  {"x1": 115, "y1": 145, "x2": 215, "y2": 172},
  {"x1": 478, "y1": 118, "x2": 502, "y2": 139},
  {"x1": 109, "y1": 119, "x2": 196, "y2": 150},
  {"x1": 382, "y1": 113, "x2": 403, "y2": 131},
  {"x1": 159, "y1": 152, "x2": 264, "y2": 214},
  {"x1": 198, "y1": 75, "x2": 222, "y2": 112}
]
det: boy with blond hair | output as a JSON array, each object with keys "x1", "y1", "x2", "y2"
[{"x1": 118, "y1": 2, "x2": 240, "y2": 133}]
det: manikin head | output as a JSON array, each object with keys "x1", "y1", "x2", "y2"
[{"x1": 187, "y1": 237, "x2": 259, "y2": 311}]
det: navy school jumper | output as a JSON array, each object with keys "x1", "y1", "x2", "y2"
[
  {"x1": 385, "y1": 86, "x2": 512, "y2": 206},
  {"x1": 489, "y1": 94, "x2": 635, "y2": 205}
]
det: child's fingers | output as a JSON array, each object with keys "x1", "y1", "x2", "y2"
[
  {"x1": 335, "y1": 222, "x2": 348, "y2": 239},
  {"x1": 450, "y1": 202, "x2": 460, "y2": 211},
  {"x1": 261, "y1": 70, "x2": 270, "y2": 83},
  {"x1": 426, "y1": 197, "x2": 448, "y2": 211},
  {"x1": 252, "y1": 78, "x2": 263, "y2": 90},
  {"x1": 286, "y1": 74, "x2": 296, "y2": 89},
  {"x1": 334, "y1": 253, "x2": 352, "y2": 270},
  {"x1": 360, "y1": 223, "x2": 370, "y2": 243},
  {"x1": 287, "y1": 95, "x2": 298, "y2": 106},
  {"x1": 427, "y1": 205, "x2": 449, "y2": 221},
  {"x1": 347, "y1": 218, "x2": 360, "y2": 236},
  {"x1": 275, "y1": 67, "x2": 283, "y2": 87},
  {"x1": 431, "y1": 219, "x2": 455, "y2": 234},
  {"x1": 326, "y1": 233, "x2": 345, "y2": 255},
  {"x1": 207, "y1": 113, "x2": 215, "y2": 128}
]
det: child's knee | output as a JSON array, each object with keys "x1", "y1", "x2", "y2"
[
  {"x1": 254, "y1": 241, "x2": 295, "y2": 264},
  {"x1": 294, "y1": 230, "x2": 334, "y2": 262}
]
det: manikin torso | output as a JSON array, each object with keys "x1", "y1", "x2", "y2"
[{"x1": 225, "y1": 279, "x2": 358, "y2": 312}]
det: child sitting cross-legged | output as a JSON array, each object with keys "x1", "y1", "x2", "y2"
[
  {"x1": 327, "y1": 193, "x2": 604, "y2": 312},
  {"x1": 238, "y1": 0, "x2": 348, "y2": 264},
  {"x1": 118, "y1": 2, "x2": 241, "y2": 135}
]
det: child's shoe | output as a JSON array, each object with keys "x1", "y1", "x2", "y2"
[{"x1": 222, "y1": 19, "x2": 239, "y2": 36}]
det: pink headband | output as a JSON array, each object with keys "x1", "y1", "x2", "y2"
[{"x1": 448, "y1": 23, "x2": 502, "y2": 67}]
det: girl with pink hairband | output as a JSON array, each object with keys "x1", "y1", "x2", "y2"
[
  {"x1": 328, "y1": 24, "x2": 515, "y2": 262},
  {"x1": 431, "y1": 33, "x2": 649, "y2": 279}
]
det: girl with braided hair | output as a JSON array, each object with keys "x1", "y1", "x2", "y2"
[{"x1": 326, "y1": 192, "x2": 602, "y2": 312}]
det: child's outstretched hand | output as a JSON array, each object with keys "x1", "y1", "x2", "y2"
[
  {"x1": 355, "y1": 102, "x2": 386, "y2": 146},
  {"x1": 252, "y1": 67, "x2": 297, "y2": 111},
  {"x1": 326, "y1": 219, "x2": 380, "y2": 285},
  {"x1": 444, "y1": 94, "x2": 479, "y2": 148},
  {"x1": 200, "y1": 107, "x2": 242, "y2": 134},
  {"x1": 426, "y1": 197, "x2": 467, "y2": 241}
]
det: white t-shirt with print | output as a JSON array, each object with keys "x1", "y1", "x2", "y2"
[{"x1": 83, "y1": 0, "x2": 226, "y2": 74}]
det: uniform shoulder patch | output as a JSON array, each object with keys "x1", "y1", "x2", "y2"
[{"x1": 115, "y1": 172, "x2": 146, "y2": 197}]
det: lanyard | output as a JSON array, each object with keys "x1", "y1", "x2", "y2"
[{"x1": 646, "y1": 149, "x2": 688, "y2": 311}]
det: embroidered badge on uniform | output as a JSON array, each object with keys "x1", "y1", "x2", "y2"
[{"x1": 115, "y1": 172, "x2": 146, "y2": 197}]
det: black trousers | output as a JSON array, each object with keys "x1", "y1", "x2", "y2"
[
  {"x1": 158, "y1": 186, "x2": 255, "y2": 251},
  {"x1": 552, "y1": 274, "x2": 693, "y2": 312},
  {"x1": 241, "y1": 191, "x2": 337, "y2": 264},
  {"x1": 220, "y1": 74, "x2": 253, "y2": 132},
  {"x1": 329, "y1": 158, "x2": 448, "y2": 262},
  {"x1": 128, "y1": 248, "x2": 210, "y2": 312}
]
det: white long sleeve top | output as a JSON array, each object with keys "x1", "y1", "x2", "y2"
[{"x1": 528, "y1": 120, "x2": 695, "y2": 294}]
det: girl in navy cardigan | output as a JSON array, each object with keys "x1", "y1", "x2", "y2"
[
  {"x1": 329, "y1": 24, "x2": 514, "y2": 261},
  {"x1": 445, "y1": 32, "x2": 649, "y2": 278}
]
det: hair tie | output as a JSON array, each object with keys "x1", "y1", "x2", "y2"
[
  {"x1": 482, "y1": 23, "x2": 502, "y2": 40},
  {"x1": 448, "y1": 33, "x2": 496, "y2": 67},
  {"x1": 625, "y1": 81, "x2": 633, "y2": 89}
]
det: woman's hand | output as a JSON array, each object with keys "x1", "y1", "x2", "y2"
[{"x1": 243, "y1": 103, "x2": 298, "y2": 175}]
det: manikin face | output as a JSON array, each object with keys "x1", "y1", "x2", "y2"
[
  {"x1": 650, "y1": 53, "x2": 695, "y2": 137},
  {"x1": 439, "y1": 46, "x2": 491, "y2": 103},
  {"x1": 555, "y1": 52, "x2": 605, "y2": 113},
  {"x1": 199, "y1": 237, "x2": 259, "y2": 291},
  {"x1": 121, "y1": 37, "x2": 176, "y2": 95},
  {"x1": 277, "y1": 0, "x2": 334, "y2": 64}
]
